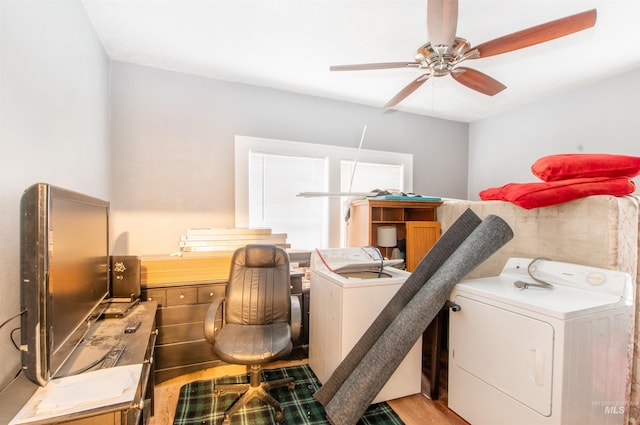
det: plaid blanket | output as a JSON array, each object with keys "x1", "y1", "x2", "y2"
[{"x1": 173, "y1": 364, "x2": 404, "y2": 425}]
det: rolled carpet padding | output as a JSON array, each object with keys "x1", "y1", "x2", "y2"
[
  {"x1": 323, "y1": 214, "x2": 514, "y2": 425},
  {"x1": 313, "y1": 208, "x2": 482, "y2": 406}
]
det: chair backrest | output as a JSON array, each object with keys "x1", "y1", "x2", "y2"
[{"x1": 225, "y1": 244, "x2": 291, "y2": 326}]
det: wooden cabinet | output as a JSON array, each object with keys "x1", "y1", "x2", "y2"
[
  {"x1": 405, "y1": 221, "x2": 440, "y2": 271},
  {"x1": 347, "y1": 199, "x2": 442, "y2": 271},
  {"x1": 140, "y1": 255, "x2": 232, "y2": 383},
  {"x1": 142, "y1": 281, "x2": 227, "y2": 383}
]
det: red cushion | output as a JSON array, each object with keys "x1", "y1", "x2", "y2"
[
  {"x1": 479, "y1": 177, "x2": 636, "y2": 209},
  {"x1": 531, "y1": 154, "x2": 640, "y2": 182}
]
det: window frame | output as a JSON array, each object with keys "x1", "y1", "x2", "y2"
[{"x1": 235, "y1": 135, "x2": 413, "y2": 248}]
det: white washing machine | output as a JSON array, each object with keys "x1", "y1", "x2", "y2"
[
  {"x1": 308, "y1": 247, "x2": 422, "y2": 404},
  {"x1": 448, "y1": 257, "x2": 634, "y2": 425}
]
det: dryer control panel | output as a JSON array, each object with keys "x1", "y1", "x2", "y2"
[{"x1": 501, "y1": 257, "x2": 632, "y2": 299}]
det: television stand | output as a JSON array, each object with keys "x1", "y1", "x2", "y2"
[{"x1": 0, "y1": 301, "x2": 158, "y2": 425}]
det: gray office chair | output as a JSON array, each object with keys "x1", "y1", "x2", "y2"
[{"x1": 204, "y1": 244, "x2": 301, "y2": 424}]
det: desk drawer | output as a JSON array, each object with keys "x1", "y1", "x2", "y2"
[
  {"x1": 198, "y1": 284, "x2": 225, "y2": 303},
  {"x1": 157, "y1": 320, "x2": 221, "y2": 345},
  {"x1": 144, "y1": 289, "x2": 166, "y2": 307},
  {"x1": 156, "y1": 303, "x2": 210, "y2": 327},
  {"x1": 155, "y1": 340, "x2": 217, "y2": 369},
  {"x1": 166, "y1": 287, "x2": 198, "y2": 306}
]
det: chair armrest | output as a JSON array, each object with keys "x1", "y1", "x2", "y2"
[
  {"x1": 203, "y1": 297, "x2": 225, "y2": 344},
  {"x1": 290, "y1": 295, "x2": 302, "y2": 343}
]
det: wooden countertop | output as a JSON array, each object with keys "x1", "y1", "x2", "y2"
[{"x1": 141, "y1": 254, "x2": 233, "y2": 286}]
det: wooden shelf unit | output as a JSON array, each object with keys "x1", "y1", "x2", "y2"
[{"x1": 347, "y1": 199, "x2": 442, "y2": 271}]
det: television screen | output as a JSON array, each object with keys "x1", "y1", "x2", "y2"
[{"x1": 20, "y1": 183, "x2": 110, "y2": 385}]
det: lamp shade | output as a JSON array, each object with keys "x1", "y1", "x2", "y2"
[{"x1": 377, "y1": 226, "x2": 397, "y2": 248}]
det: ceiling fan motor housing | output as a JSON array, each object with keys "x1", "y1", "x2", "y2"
[{"x1": 416, "y1": 38, "x2": 474, "y2": 77}]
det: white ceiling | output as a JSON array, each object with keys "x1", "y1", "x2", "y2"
[{"x1": 81, "y1": 0, "x2": 640, "y2": 122}]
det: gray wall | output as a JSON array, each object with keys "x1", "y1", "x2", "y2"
[
  {"x1": 109, "y1": 62, "x2": 469, "y2": 255},
  {"x1": 468, "y1": 69, "x2": 640, "y2": 199},
  {"x1": 0, "y1": 0, "x2": 110, "y2": 389}
]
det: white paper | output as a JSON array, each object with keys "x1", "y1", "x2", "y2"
[{"x1": 10, "y1": 364, "x2": 142, "y2": 424}]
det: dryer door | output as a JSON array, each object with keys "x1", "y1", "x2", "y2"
[{"x1": 451, "y1": 296, "x2": 554, "y2": 416}]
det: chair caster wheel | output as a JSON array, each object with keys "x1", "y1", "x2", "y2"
[
  {"x1": 274, "y1": 410, "x2": 284, "y2": 422},
  {"x1": 288, "y1": 382, "x2": 296, "y2": 391}
]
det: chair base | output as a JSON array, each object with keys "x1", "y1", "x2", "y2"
[{"x1": 214, "y1": 364, "x2": 295, "y2": 424}]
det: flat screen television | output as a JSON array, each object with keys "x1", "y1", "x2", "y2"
[{"x1": 20, "y1": 183, "x2": 110, "y2": 385}]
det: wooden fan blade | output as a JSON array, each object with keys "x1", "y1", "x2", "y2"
[
  {"x1": 451, "y1": 67, "x2": 506, "y2": 96},
  {"x1": 384, "y1": 74, "x2": 431, "y2": 109},
  {"x1": 473, "y1": 9, "x2": 597, "y2": 58},
  {"x1": 330, "y1": 62, "x2": 419, "y2": 71},
  {"x1": 428, "y1": 0, "x2": 459, "y2": 47}
]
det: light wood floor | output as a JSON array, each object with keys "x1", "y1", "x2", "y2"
[{"x1": 149, "y1": 359, "x2": 468, "y2": 425}]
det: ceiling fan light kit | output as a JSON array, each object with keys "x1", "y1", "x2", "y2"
[{"x1": 330, "y1": 1, "x2": 597, "y2": 110}]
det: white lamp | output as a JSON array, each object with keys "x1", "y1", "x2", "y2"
[{"x1": 377, "y1": 226, "x2": 397, "y2": 259}]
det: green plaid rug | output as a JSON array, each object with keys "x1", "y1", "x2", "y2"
[{"x1": 173, "y1": 364, "x2": 404, "y2": 425}]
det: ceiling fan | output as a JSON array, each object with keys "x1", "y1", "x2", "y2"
[{"x1": 330, "y1": 0, "x2": 597, "y2": 109}]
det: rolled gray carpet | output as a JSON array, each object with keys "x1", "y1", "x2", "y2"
[
  {"x1": 324, "y1": 214, "x2": 513, "y2": 425},
  {"x1": 314, "y1": 208, "x2": 482, "y2": 405}
]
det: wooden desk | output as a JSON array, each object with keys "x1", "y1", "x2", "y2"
[{"x1": 0, "y1": 302, "x2": 157, "y2": 425}]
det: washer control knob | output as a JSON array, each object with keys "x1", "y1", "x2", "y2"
[{"x1": 586, "y1": 272, "x2": 605, "y2": 285}]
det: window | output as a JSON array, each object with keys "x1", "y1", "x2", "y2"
[
  {"x1": 340, "y1": 161, "x2": 404, "y2": 194},
  {"x1": 235, "y1": 136, "x2": 412, "y2": 249},
  {"x1": 248, "y1": 152, "x2": 328, "y2": 249}
]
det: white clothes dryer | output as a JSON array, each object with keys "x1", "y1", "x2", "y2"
[{"x1": 448, "y1": 257, "x2": 633, "y2": 425}]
